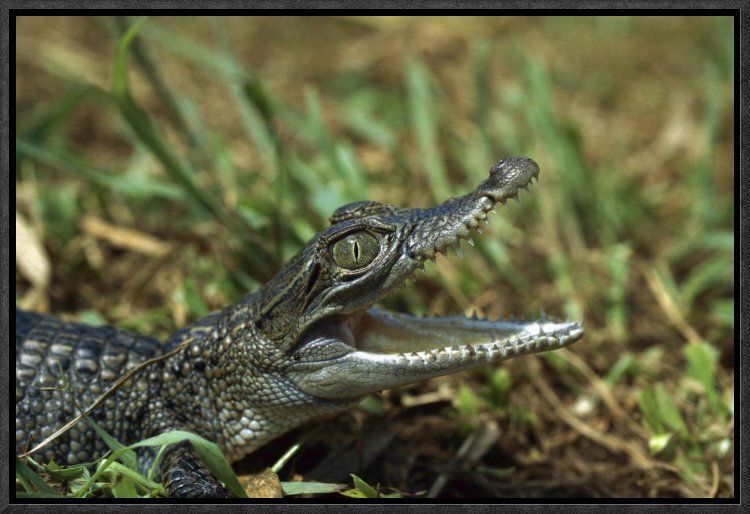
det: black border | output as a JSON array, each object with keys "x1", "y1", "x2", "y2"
[{"x1": 6, "y1": 3, "x2": 745, "y2": 512}]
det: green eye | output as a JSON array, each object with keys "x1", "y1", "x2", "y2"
[{"x1": 331, "y1": 232, "x2": 380, "y2": 270}]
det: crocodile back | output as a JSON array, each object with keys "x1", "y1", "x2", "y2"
[{"x1": 16, "y1": 310, "x2": 165, "y2": 465}]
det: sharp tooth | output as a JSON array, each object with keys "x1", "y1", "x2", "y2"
[
  {"x1": 484, "y1": 217, "x2": 492, "y2": 226},
  {"x1": 491, "y1": 208, "x2": 497, "y2": 215},
  {"x1": 476, "y1": 227, "x2": 483, "y2": 235},
  {"x1": 467, "y1": 237, "x2": 475, "y2": 246},
  {"x1": 454, "y1": 244, "x2": 463, "y2": 258}
]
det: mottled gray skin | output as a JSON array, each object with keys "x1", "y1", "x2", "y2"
[{"x1": 15, "y1": 158, "x2": 583, "y2": 497}]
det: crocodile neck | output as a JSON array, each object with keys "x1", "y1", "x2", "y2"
[{"x1": 143, "y1": 296, "x2": 357, "y2": 462}]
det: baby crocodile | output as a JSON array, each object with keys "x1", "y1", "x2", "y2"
[{"x1": 16, "y1": 157, "x2": 584, "y2": 497}]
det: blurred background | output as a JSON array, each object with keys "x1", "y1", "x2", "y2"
[{"x1": 15, "y1": 16, "x2": 734, "y2": 498}]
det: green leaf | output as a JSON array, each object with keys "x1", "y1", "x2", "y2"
[
  {"x1": 147, "y1": 444, "x2": 169, "y2": 484},
  {"x1": 477, "y1": 465, "x2": 516, "y2": 479},
  {"x1": 710, "y1": 299, "x2": 734, "y2": 328},
  {"x1": 485, "y1": 367, "x2": 512, "y2": 407},
  {"x1": 130, "y1": 430, "x2": 246, "y2": 498},
  {"x1": 679, "y1": 255, "x2": 733, "y2": 311},
  {"x1": 637, "y1": 384, "x2": 687, "y2": 436},
  {"x1": 540, "y1": 349, "x2": 573, "y2": 372},
  {"x1": 344, "y1": 474, "x2": 380, "y2": 498},
  {"x1": 358, "y1": 395, "x2": 386, "y2": 416},
  {"x1": 111, "y1": 475, "x2": 138, "y2": 498},
  {"x1": 71, "y1": 430, "x2": 245, "y2": 498},
  {"x1": 43, "y1": 460, "x2": 87, "y2": 481},
  {"x1": 16, "y1": 459, "x2": 57, "y2": 495},
  {"x1": 101, "y1": 461, "x2": 163, "y2": 497},
  {"x1": 603, "y1": 352, "x2": 636, "y2": 386},
  {"x1": 281, "y1": 481, "x2": 346, "y2": 495},
  {"x1": 82, "y1": 414, "x2": 137, "y2": 471},
  {"x1": 16, "y1": 138, "x2": 184, "y2": 200},
  {"x1": 343, "y1": 107, "x2": 396, "y2": 149},
  {"x1": 636, "y1": 384, "x2": 662, "y2": 434},
  {"x1": 655, "y1": 384, "x2": 687, "y2": 435},
  {"x1": 216, "y1": 28, "x2": 278, "y2": 175},
  {"x1": 67, "y1": 465, "x2": 92, "y2": 495},
  {"x1": 334, "y1": 142, "x2": 368, "y2": 200},
  {"x1": 173, "y1": 280, "x2": 209, "y2": 317},
  {"x1": 456, "y1": 383, "x2": 480, "y2": 419},
  {"x1": 683, "y1": 342, "x2": 721, "y2": 409},
  {"x1": 18, "y1": 85, "x2": 97, "y2": 143},
  {"x1": 604, "y1": 244, "x2": 632, "y2": 341},
  {"x1": 112, "y1": 17, "x2": 243, "y2": 244},
  {"x1": 270, "y1": 428, "x2": 321, "y2": 474},
  {"x1": 406, "y1": 56, "x2": 450, "y2": 201}
]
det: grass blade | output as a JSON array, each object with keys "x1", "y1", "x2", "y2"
[
  {"x1": 406, "y1": 56, "x2": 450, "y2": 201},
  {"x1": 16, "y1": 459, "x2": 58, "y2": 495},
  {"x1": 130, "y1": 430, "x2": 246, "y2": 498},
  {"x1": 112, "y1": 18, "x2": 228, "y2": 224}
]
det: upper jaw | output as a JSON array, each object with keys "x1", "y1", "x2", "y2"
[{"x1": 400, "y1": 157, "x2": 539, "y2": 262}]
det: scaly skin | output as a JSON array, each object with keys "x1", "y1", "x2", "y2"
[{"x1": 16, "y1": 157, "x2": 583, "y2": 497}]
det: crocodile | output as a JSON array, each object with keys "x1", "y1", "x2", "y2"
[{"x1": 16, "y1": 157, "x2": 584, "y2": 497}]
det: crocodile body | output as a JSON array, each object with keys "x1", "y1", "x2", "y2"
[{"x1": 16, "y1": 158, "x2": 584, "y2": 497}]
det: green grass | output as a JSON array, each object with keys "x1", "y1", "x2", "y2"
[{"x1": 15, "y1": 15, "x2": 734, "y2": 498}]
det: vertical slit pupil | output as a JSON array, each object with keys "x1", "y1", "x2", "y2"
[{"x1": 353, "y1": 240, "x2": 359, "y2": 260}]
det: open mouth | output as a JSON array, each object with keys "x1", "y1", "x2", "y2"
[
  {"x1": 290, "y1": 286, "x2": 583, "y2": 401},
  {"x1": 287, "y1": 157, "x2": 584, "y2": 400}
]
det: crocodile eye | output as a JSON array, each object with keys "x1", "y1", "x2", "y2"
[{"x1": 330, "y1": 232, "x2": 379, "y2": 270}]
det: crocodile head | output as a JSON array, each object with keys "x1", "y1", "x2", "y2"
[{"x1": 251, "y1": 157, "x2": 583, "y2": 403}]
